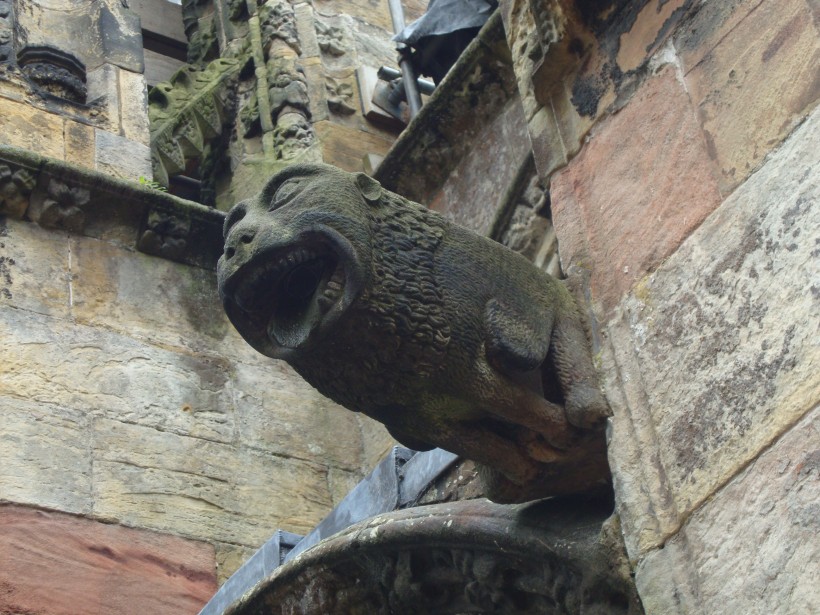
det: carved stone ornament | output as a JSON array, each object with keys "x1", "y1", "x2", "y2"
[
  {"x1": 0, "y1": 0, "x2": 12, "y2": 62},
  {"x1": 17, "y1": 45, "x2": 87, "y2": 103},
  {"x1": 217, "y1": 165, "x2": 611, "y2": 503},
  {"x1": 223, "y1": 498, "x2": 642, "y2": 614},
  {"x1": 259, "y1": 0, "x2": 301, "y2": 57},
  {"x1": 315, "y1": 21, "x2": 347, "y2": 57},
  {"x1": 0, "y1": 164, "x2": 36, "y2": 219},
  {"x1": 138, "y1": 208, "x2": 191, "y2": 261},
  {"x1": 31, "y1": 179, "x2": 90, "y2": 233},
  {"x1": 268, "y1": 61, "x2": 310, "y2": 120},
  {"x1": 240, "y1": 90, "x2": 262, "y2": 137},
  {"x1": 325, "y1": 77, "x2": 356, "y2": 116},
  {"x1": 272, "y1": 116, "x2": 314, "y2": 161}
]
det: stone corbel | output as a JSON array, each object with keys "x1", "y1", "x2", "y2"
[
  {"x1": 0, "y1": 164, "x2": 37, "y2": 219},
  {"x1": 28, "y1": 178, "x2": 91, "y2": 233}
]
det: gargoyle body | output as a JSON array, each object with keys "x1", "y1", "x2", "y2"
[{"x1": 217, "y1": 164, "x2": 610, "y2": 502}]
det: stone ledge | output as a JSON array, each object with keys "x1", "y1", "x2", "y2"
[
  {"x1": 373, "y1": 11, "x2": 518, "y2": 204},
  {"x1": 0, "y1": 144, "x2": 225, "y2": 269}
]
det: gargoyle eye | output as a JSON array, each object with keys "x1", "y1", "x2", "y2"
[{"x1": 269, "y1": 179, "x2": 302, "y2": 211}]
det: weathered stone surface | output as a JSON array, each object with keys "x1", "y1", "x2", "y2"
[
  {"x1": 231, "y1": 360, "x2": 364, "y2": 472},
  {"x1": 356, "y1": 413, "x2": 396, "y2": 471},
  {"x1": 635, "y1": 407, "x2": 819, "y2": 614},
  {"x1": 95, "y1": 129, "x2": 153, "y2": 180},
  {"x1": 0, "y1": 504, "x2": 216, "y2": 615},
  {"x1": 551, "y1": 67, "x2": 722, "y2": 314},
  {"x1": 119, "y1": 69, "x2": 151, "y2": 146},
  {"x1": 0, "y1": 397, "x2": 91, "y2": 514},
  {"x1": 0, "y1": 95, "x2": 65, "y2": 160},
  {"x1": 605, "y1": 104, "x2": 820, "y2": 557},
  {"x1": 428, "y1": 99, "x2": 531, "y2": 236},
  {"x1": 0, "y1": 217, "x2": 70, "y2": 317},
  {"x1": 65, "y1": 119, "x2": 97, "y2": 171},
  {"x1": 87, "y1": 62, "x2": 122, "y2": 132},
  {"x1": 314, "y1": 120, "x2": 393, "y2": 172},
  {"x1": 69, "y1": 233, "x2": 234, "y2": 353},
  {"x1": 312, "y1": 0, "x2": 392, "y2": 34},
  {"x1": 683, "y1": 0, "x2": 820, "y2": 194},
  {"x1": 0, "y1": 308, "x2": 236, "y2": 443},
  {"x1": 92, "y1": 418, "x2": 332, "y2": 544}
]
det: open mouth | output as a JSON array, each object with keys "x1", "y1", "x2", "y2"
[{"x1": 231, "y1": 245, "x2": 346, "y2": 349}]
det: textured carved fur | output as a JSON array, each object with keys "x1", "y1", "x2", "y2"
[{"x1": 218, "y1": 164, "x2": 610, "y2": 502}]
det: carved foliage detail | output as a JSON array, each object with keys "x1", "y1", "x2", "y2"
[
  {"x1": 259, "y1": 0, "x2": 301, "y2": 57},
  {"x1": 35, "y1": 179, "x2": 90, "y2": 233},
  {"x1": 0, "y1": 165, "x2": 36, "y2": 219},
  {"x1": 148, "y1": 57, "x2": 241, "y2": 185},
  {"x1": 315, "y1": 21, "x2": 347, "y2": 57},
  {"x1": 326, "y1": 77, "x2": 355, "y2": 115}
]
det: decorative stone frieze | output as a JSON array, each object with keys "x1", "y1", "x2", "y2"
[
  {"x1": 272, "y1": 114, "x2": 315, "y2": 160},
  {"x1": 148, "y1": 58, "x2": 241, "y2": 186}
]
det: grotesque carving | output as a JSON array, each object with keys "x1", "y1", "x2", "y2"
[
  {"x1": 272, "y1": 116, "x2": 314, "y2": 160},
  {"x1": 0, "y1": 165, "x2": 36, "y2": 219},
  {"x1": 217, "y1": 164, "x2": 610, "y2": 502},
  {"x1": 0, "y1": 0, "x2": 13, "y2": 62},
  {"x1": 138, "y1": 208, "x2": 191, "y2": 261},
  {"x1": 268, "y1": 61, "x2": 310, "y2": 120},
  {"x1": 259, "y1": 0, "x2": 301, "y2": 57},
  {"x1": 325, "y1": 77, "x2": 356, "y2": 115},
  {"x1": 29, "y1": 179, "x2": 90, "y2": 233}
]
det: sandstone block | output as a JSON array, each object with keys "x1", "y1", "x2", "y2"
[
  {"x1": 314, "y1": 120, "x2": 393, "y2": 172},
  {"x1": 232, "y1": 360, "x2": 365, "y2": 472},
  {"x1": 0, "y1": 217, "x2": 70, "y2": 318},
  {"x1": 215, "y1": 542, "x2": 257, "y2": 585},
  {"x1": 0, "y1": 308, "x2": 236, "y2": 444},
  {"x1": 0, "y1": 505, "x2": 215, "y2": 615},
  {"x1": 64, "y1": 120, "x2": 97, "y2": 171},
  {"x1": 551, "y1": 67, "x2": 722, "y2": 315},
  {"x1": 86, "y1": 63, "x2": 121, "y2": 133},
  {"x1": 0, "y1": 396, "x2": 92, "y2": 514},
  {"x1": 605, "y1": 104, "x2": 820, "y2": 557},
  {"x1": 615, "y1": 0, "x2": 688, "y2": 73},
  {"x1": 0, "y1": 95, "x2": 65, "y2": 160},
  {"x1": 683, "y1": 0, "x2": 820, "y2": 194},
  {"x1": 312, "y1": 0, "x2": 392, "y2": 39},
  {"x1": 95, "y1": 129, "x2": 152, "y2": 180},
  {"x1": 635, "y1": 408, "x2": 820, "y2": 614},
  {"x1": 69, "y1": 234, "x2": 235, "y2": 355},
  {"x1": 91, "y1": 418, "x2": 333, "y2": 544},
  {"x1": 118, "y1": 69, "x2": 151, "y2": 146}
]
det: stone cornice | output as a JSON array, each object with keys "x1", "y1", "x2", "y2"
[{"x1": 0, "y1": 144, "x2": 225, "y2": 270}]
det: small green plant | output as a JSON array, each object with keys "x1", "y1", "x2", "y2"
[{"x1": 138, "y1": 176, "x2": 168, "y2": 192}]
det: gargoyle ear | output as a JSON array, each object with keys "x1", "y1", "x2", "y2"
[{"x1": 355, "y1": 173, "x2": 382, "y2": 205}]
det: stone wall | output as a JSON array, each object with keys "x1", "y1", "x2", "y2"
[
  {"x1": 498, "y1": 0, "x2": 819, "y2": 611},
  {"x1": 0, "y1": 151, "x2": 393, "y2": 613}
]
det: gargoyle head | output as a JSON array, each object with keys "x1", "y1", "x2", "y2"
[{"x1": 217, "y1": 164, "x2": 381, "y2": 360}]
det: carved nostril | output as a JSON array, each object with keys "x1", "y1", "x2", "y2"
[
  {"x1": 240, "y1": 232, "x2": 254, "y2": 244},
  {"x1": 225, "y1": 246, "x2": 236, "y2": 259}
]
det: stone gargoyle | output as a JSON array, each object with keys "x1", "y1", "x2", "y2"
[{"x1": 217, "y1": 164, "x2": 611, "y2": 502}]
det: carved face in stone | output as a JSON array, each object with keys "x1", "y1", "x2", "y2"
[{"x1": 217, "y1": 164, "x2": 377, "y2": 359}]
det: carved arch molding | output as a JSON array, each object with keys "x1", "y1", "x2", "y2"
[{"x1": 225, "y1": 498, "x2": 642, "y2": 615}]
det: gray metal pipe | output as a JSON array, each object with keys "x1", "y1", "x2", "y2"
[{"x1": 386, "y1": 0, "x2": 423, "y2": 118}]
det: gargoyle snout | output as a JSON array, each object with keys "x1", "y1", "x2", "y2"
[{"x1": 223, "y1": 223, "x2": 257, "y2": 262}]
